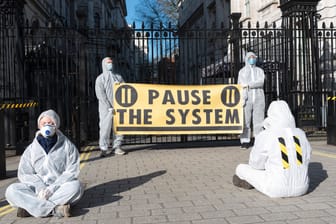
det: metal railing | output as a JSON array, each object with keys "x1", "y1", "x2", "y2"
[{"x1": 1, "y1": 2, "x2": 335, "y2": 152}]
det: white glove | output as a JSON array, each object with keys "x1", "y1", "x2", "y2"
[{"x1": 37, "y1": 188, "x2": 53, "y2": 200}]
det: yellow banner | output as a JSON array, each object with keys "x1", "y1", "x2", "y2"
[{"x1": 113, "y1": 83, "x2": 243, "y2": 135}]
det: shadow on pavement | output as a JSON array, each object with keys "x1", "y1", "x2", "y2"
[
  {"x1": 6, "y1": 170, "x2": 17, "y2": 178},
  {"x1": 125, "y1": 139, "x2": 241, "y2": 153},
  {"x1": 0, "y1": 200, "x2": 9, "y2": 207},
  {"x1": 73, "y1": 170, "x2": 167, "y2": 214},
  {"x1": 308, "y1": 162, "x2": 328, "y2": 193},
  {"x1": 81, "y1": 140, "x2": 241, "y2": 164}
]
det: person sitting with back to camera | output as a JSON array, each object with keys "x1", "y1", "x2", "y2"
[{"x1": 233, "y1": 100, "x2": 312, "y2": 198}]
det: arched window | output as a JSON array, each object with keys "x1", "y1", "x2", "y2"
[{"x1": 245, "y1": 0, "x2": 250, "y2": 17}]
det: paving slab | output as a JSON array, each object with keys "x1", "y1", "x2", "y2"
[{"x1": 0, "y1": 140, "x2": 335, "y2": 223}]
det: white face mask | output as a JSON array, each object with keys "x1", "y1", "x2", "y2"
[
  {"x1": 41, "y1": 125, "x2": 56, "y2": 138},
  {"x1": 106, "y1": 63, "x2": 113, "y2": 71}
]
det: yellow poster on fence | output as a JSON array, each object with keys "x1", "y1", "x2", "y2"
[{"x1": 113, "y1": 83, "x2": 243, "y2": 135}]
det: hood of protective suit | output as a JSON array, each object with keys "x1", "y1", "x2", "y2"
[
  {"x1": 102, "y1": 57, "x2": 112, "y2": 74},
  {"x1": 244, "y1": 52, "x2": 257, "y2": 66},
  {"x1": 263, "y1": 100, "x2": 296, "y2": 130},
  {"x1": 37, "y1": 109, "x2": 60, "y2": 129}
]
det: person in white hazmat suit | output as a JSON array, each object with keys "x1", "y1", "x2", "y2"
[
  {"x1": 233, "y1": 100, "x2": 312, "y2": 198},
  {"x1": 5, "y1": 109, "x2": 83, "y2": 217},
  {"x1": 95, "y1": 57, "x2": 126, "y2": 157},
  {"x1": 238, "y1": 52, "x2": 265, "y2": 148}
]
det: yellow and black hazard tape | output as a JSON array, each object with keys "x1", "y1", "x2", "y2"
[
  {"x1": 327, "y1": 96, "x2": 336, "y2": 101},
  {"x1": 0, "y1": 101, "x2": 39, "y2": 110}
]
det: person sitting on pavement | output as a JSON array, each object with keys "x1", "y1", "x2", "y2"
[
  {"x1": 5, "y1": 109, "x2": 83, "y2": 217},
  {"x1": 233, "y1": 100, "x2": 312, "y2": 198}
]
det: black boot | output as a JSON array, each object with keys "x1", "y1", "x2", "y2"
[
  {"x1": 17, "y1": 207, "x2": 32, "y2": 217},
  {"x1": 232, "y1": 175, "x2": 254, "y2": 189}
]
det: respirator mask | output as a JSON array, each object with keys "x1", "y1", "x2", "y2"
[{"x1": 41, "y1": 124, "x2": 56, "y2": 138}]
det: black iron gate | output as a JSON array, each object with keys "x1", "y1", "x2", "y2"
[{"x1": 1, "y1": 0, "x2": 335, "y2": 150}]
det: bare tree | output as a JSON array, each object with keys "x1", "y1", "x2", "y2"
[{"x1": 135, "y1": 0, "x2": 179, "y2": 28}]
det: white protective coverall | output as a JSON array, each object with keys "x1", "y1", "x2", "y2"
[
  {"x1": 238, "y1": 52, "x2": 265, "y2": 144},
  {"x1": 235, "y1": 100, "x2": 312, "y2": 198},
  {"x1": 95, "y1": 57, "x2": 124, "y2": 151},
  {"x1": 6, "y1": 110, "x2": 83, "y2": 217}
]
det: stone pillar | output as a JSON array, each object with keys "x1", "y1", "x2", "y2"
[{"x1": 279, "y1": 0, "x2": 321, "y2": 127}]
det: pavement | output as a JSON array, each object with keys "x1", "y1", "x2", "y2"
[{"x1": 0, "y1": 139, "x2": 336, "y2": 224}]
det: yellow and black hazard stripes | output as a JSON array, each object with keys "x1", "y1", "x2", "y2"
[
  {"x1": 0, "y1": 101, "x2": 39, "y2": 110},
  {"x1": 327, "y1": 96, "x2": 336, "y2": 101},
  {"x1": 278, "y1": 137, "x2": 290, "y2": 169},
  {"x1": 278, "y1": 136, "x2": 304, "y2": 169},
  {"x1": 293, "y1": 136, "x2": 303, "y2": 165}
]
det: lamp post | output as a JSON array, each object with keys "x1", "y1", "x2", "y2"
[{"x1": 230, "y1": 13, "x2": 242, "y2": 81}]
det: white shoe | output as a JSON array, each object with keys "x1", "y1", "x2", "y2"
[{"x1": 114, "y1": 147, "x2": 126, "y2": 155}]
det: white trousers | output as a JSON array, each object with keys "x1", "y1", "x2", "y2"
[
  {"x1": 98, "y1": 110, "x2": 123, "y2": 151},
  {"x1": 235, "y1": 164, "x2": 308, "y2": 198},
  {"x1": 6, "y1": 180, "x2": 83, "y2": 217}
]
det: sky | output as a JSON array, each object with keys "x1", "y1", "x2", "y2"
[{"x1": 125, "y1": 0, "x2": 141, "y2": 25}]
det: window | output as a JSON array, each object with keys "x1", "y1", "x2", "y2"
[{"x1": 245, "y1": 0, "x2": 250, "y2": 17}]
